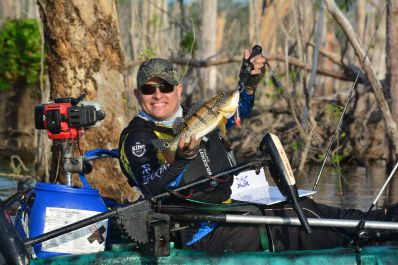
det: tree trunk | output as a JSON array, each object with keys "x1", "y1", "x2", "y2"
[
  {"x1": 37, "y1": 0, "x2": 136, "y2": 202},
  {"x1": 386, "y1": 0, "x2": 398, "y2": 203},
  {"x1": 198, "y1": 0, "x2": 218, "y2": 98},
  {"x1": 125, "y1": 0, "x2": 172, "y2": 116},
  {"x1": 259, "y1": 1, "x2": 292, "y2": 53},
  {"x1": 249, "y1": 0, "x2": 262, "y2": 44},
  {"x1": 324, "y1": 0, "x2": 398, "y2": 159},
  {"x1": 387, "y1": 1, "x2": 398, "y2": 124},
  {"x1": 216, "y1": 11, "x2": 225, "y2": 52},
  {"x1": 0, "y1": 0, "x2": 15, "y2": 23}
]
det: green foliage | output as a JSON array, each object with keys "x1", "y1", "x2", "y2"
[
  {"x1": 180, "y1": 31, "x2": 197, "y2": 53},
  {"x1": 289, "y1": 67, "x2": 300, "y2": 83},
  {"x1": 11, "y1": 165, "x2": 22, "y2": 176},
  {"x1": 335, "y1": 0, "x2": 355, "y2": 12},
  {"x1": 0, "y1": 19, "x2": 42, "y2": 91},
  {"x1": 291, "y1": 140, "x2": 302, "y2": 152},
  {"x1": 149, "y1": 14, "x2": 160, "y2": 28},
  {"x1": 139, "y1": 48, "x2": 157, "y2": 60},
  {"x1": 314, "y1": 0, "x2": 354, "y2": 11},
  {"x1": 325, "y1": 103, "x2": 343, "y2": 120},
  {"x1": 331, "y1": 146, "x2": 351, "y2": 175}
]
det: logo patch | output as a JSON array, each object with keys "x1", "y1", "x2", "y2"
[
  {"x1": 132, "y1": 142, "x2": 146, "y2": 157},
  {"x1": 237, "y1": 176, "x2": 249, "y2": 189}
]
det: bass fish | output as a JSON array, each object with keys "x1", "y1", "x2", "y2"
[{"x1": 153, "y1": 90, "x2": 240, "y2": 152}]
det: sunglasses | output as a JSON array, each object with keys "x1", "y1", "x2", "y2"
[{"x1": 140, "y1": 82, "x2": 175, "y2": 95}]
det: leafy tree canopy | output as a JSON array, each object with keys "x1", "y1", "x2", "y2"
[{"x1": 0, "y1": 19, "x2": 42, "y2": 90}]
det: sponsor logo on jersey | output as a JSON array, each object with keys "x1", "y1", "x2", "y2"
[
  {"x1": 199, "y1": 148, "x2": 212, "y2": 175},
  {"x1": 132, "y1": 142, "x2": 146, "y2": 157}
]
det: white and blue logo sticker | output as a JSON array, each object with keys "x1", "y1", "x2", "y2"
[{"x1": 132, "y1": 142, "x2": 146, "y2": 157}]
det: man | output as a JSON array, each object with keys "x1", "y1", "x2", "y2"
[{"x1": 119, "y1": 49, "x2": 398, "y2": 253}]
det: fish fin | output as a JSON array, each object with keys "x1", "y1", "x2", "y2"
[
  {"x1": 218, "y1": 116, "x2": 227, "y2": 137},
  {"x1": 235, "y1": 109, "x2": 241, "y2": 126},
  {"x1": 172, "y1": 117, "x2": 185, "y2": 134},
  {"x1": 185, "y1": 101, "x2": 205, "y2": 119},
  {"x1": 152, "y1": 138, "x2": 170, "y2": 152},
  {"x1": 161, "y1": 150, "x2": 176, "y2": 163}
]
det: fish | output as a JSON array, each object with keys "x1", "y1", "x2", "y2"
[{"x1": 152, "y1": 90, "x2": 240, "y2": 152}]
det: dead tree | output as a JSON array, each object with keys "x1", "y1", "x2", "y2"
[
  {"x1": 37, "y1": 0, "x2": 137, "y2": 201},
  {"x1": 325, "y1": 0, "x2": 398, "y2": 160}
]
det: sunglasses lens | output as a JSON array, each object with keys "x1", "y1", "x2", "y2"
[
  {"x1": 140, "y1": 83, "x2": 174, "y2": 95},
  {"x1": 140, "y1": 85, "x2": 156, "y2": 95},
  {"x1": 158, "y1": 83, "x2": 174, "y2": 93}
]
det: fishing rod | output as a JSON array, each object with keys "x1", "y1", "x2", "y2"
[
  {"x1": 22, "y1": 132, "x2": 315, "y2": 246},
  {"x1": 23, "y1": 159, "x2": 263, "y2": 247},
  {"x1": 0, "y1": 160, "x2": 262, "y2": 264},
  {"x1": 313, "y1": 1, "x2": 388, "y2": 192},
  {"x1": 348, "y1": 161, "x2": 398, "y2": 252},
  {"x1": 240, "y1": 45, "x2": 312, "y2": 234},
  {"x1": 354, "y1": 161, "x2": 398, "y2": 237},
  {"x1": 263, "y1": 2, "x2": 388, "y2": 193}
]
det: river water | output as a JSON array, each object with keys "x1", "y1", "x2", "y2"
[
  {"x1": 1, "y1": 162, "x2": 397, "y2": 211},
  {"x1": 0, "y1": 176, "x2": 18, "y2": 201},
  {"x1": 295, "y1": 164, "x2": 396, "y2": 211}
]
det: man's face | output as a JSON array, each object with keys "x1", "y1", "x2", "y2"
[{"x1": 135, "y1": 77, "x2": 182, "y2": 120}]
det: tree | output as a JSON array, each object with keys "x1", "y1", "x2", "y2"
[
  {"x1": 325, "y1": 0, "x2": 398, "y2": 160},
  {"x1": 386, "y1": 0, "x2": 398, "y2": 203},
  {"x1": 198, "y1": 0, "x2": 218, "y2": 98},
  {"x1": 37, "y1": 0, "x2": 137, "y2": 201},
  {"x1": 386, "y1": 0, "x2": 398, "y2": 125}
]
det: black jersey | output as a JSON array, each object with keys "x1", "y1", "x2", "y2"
[{"x1": 119, "y1": 116, "x2": 234, "y2": 202}]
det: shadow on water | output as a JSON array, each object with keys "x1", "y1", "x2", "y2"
[{"x1": 297, "y1": 164, "x2": 398, "y2": 210}]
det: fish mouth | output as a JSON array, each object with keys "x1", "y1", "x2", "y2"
[{"x1": 219, "y1": 90, "x2": 240, "y2": 115}]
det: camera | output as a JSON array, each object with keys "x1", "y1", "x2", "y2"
[{"x1": 34, "y1": 96, "x2": 105, "y2": 140}]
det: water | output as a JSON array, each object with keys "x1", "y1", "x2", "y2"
[
  {"x1": 0, "y1": 175, "x2": 18, "y2": 201},
  {"x1": 296, "y1": 164, "x2": 396, "y2": 211},
  {"x1": 1, "y1": 157, "x2": 25, "y2": 201},
  {"x1": 0, "y1": 158, "x2": 37, "y2": 202},
  {"x1": 1, "y1": 162, "x2": 397, "y2": 211}
]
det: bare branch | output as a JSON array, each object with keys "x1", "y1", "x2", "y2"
[{"x1": 325, "y1": 0, "x2": 398, "y2": 158}]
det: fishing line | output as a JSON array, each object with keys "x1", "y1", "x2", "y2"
[
  {"x1": 313, "y1": 2, "x2": 388, "y2": 192},
  {"x1": 179, "y1": 17, "x2": 197, "y2": 83},
  {"x1": 326, "y1": 101, "x2": 373, "y2": 112},
  {"x1": 264, "y1": 2, "x2": 388, "y2": 209},
  {"x1": 266, "y1": 65, "x2": 365, "y2": 208}
]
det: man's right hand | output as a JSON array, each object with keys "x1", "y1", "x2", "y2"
[
  {"x1": 240, "y1": 47, "x2": 266, "y2": 95},
  {"x1": 175, "y1": 135, "x2": 201, "y2": 160}
]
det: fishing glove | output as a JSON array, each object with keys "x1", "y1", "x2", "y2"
[
  {"x1": 239, "y1": 55, "x2": 265, "y2": 93},
  {"x1": 239, "y1": 48, "x2": 265, "y2": 92}
]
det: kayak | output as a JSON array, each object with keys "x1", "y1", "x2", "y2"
[
  {"x1": 3, "y1": 144, "x2": 398, "y2": 265},
  {"x1": 29, "y1": 243, "x2": 398, "y2": 265}
]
